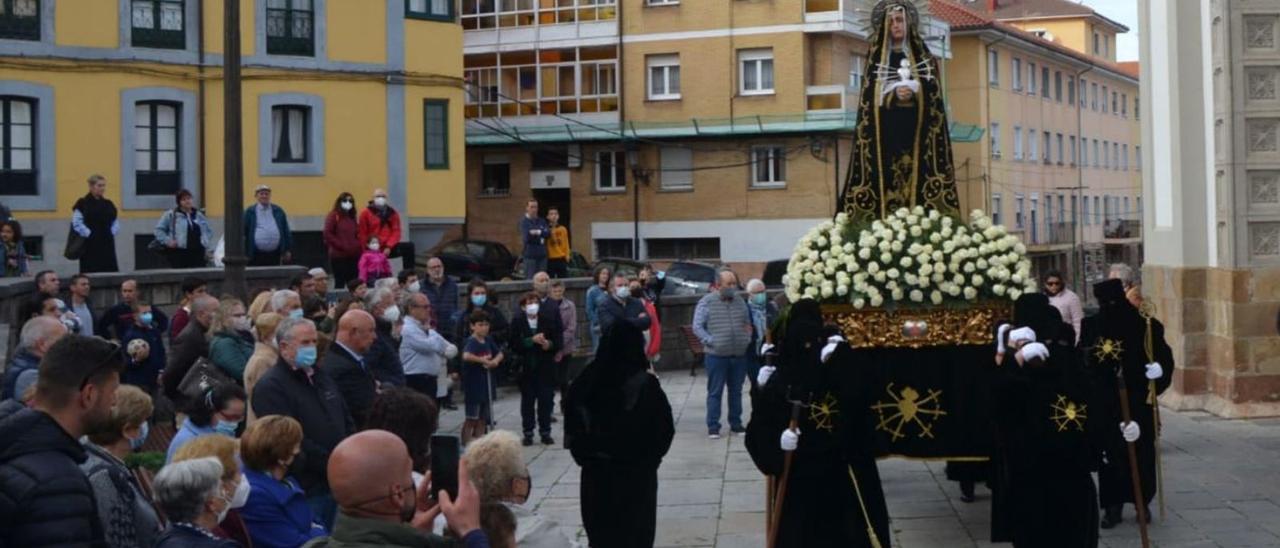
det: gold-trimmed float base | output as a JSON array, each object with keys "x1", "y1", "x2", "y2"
[{"x1": 821, "y1": 303, "x2": 1011, "y2": 349}]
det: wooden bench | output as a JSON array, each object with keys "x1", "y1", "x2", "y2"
[{"x1": 680, "y1": 325, "x2": 704, "y2": 377}]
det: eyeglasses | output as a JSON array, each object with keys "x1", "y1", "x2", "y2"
[
  {"x1": 1045, "y1": 281, "x2": 1063, "y2": 287},
  {"x1": 79, "y1": 339, "x2": 123, "y2": 389}
]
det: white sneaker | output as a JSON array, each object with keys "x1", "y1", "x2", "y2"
[{"x1": 709, "y1": 431, "x2": 721, "y2": 440}]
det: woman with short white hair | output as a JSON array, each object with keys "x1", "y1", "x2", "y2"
[
  {"x1": 153, "y1": 457, "x2": 241, "y2": 548},
  {"x1": 466, "y1": 430, "x2": 580, "y2": 547}
]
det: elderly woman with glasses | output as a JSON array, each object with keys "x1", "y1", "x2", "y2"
[
  {"x1": 171, "y1": 434, "x2": 254, "y2": 547},
  {"x1": 153, "y1": 457, "x2": 242, "y2": 548},
  {"x1": 465, "y1": 430, "x2": 579, "y2": 547}
]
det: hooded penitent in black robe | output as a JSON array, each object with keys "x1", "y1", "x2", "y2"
[
  {"x1": 840, "y1": 0, "x2": 960, "y2": 224},
  {"x1": 564, "y1": 322, "x2": 674, "y2": 548},
  {"x1": 73, "y1": 193, "x2": 119, "y2": 273},
  {"x1": 745, "y1": 299, "x2": 891, "y2": 548},
  {"x1": 989, "y1": 294, "x2": 1101, "y2": 548},
  {"x1": 1079, "y1": 279, "x2": 1173, "y2": 512}
]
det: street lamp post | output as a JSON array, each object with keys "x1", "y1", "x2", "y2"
[{"x1": 222, "y1": 0, "x2": 247, "y2": 299}]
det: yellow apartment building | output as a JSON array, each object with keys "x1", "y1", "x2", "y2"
[
  {"x1": 935, "y1": 0, "x2": 1141, "y2": 297},
  {"x1": 0, "y1": 0, "x2": 464, "y2": 272},
  {"x1": 460, "y1": 0, "x2": 965, "y2": 277}
]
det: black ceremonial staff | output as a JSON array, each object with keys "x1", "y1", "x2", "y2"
[{"x1": 1114, "y1": 365, "x2": 1151, "y2": 548}]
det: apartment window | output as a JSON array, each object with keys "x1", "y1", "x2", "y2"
[
  {"x1": 1092, "y1": 139, "x2": 1099, "y2": 167},
  {"x1": 271, "y1": 105, "x2": 310, "y2": 163},
  {"x1": 1122, "y1": 144, "x2": 1129, "y2": 171},
  {"x1": 1012, "y1": 58, "x2": 1023, "y2": 91},
  {"x1": 988, "y1": 49, "x2": 1000, "y2": 86},
  {"x1": 1043, "y1": 131, "x2": 1051, "y2": 165},
  {"x1": 1083, "y1": 194, "x2": 1091, "y2": 225},
  {"x1": 1046, "y1": 194, "x2": 1054, "y2": 225},
  {"x1": 1054, "y1": 71, "x2": 1062, "y2": 102},
  {"x1": 0, "y1": 96, "x2": 36, "y2": 195},
  {"x1": 990, "y1": 123, "x2": 1001, "y2": 158},
  {"x1": 1113, "y1": 142, "x2": 1120, "y2": 170},
  {"x1": 1027, "y1": 62, "x2": 1036, "y2": 94},
  {"x1": 1027, "y1": 127, "x2": 1037, "y2": 161},
  {"x1": 464, "y1": 45, "x2": 618, "y2": 118},
  {"x1": 1080, "y1": 135, "x2": 1087, "y2": 166},
  {"x1": 1071, "y1": 195, "x2": 1078, "y2": 225},
  {"x1": 461, "y1": 0, "x2": 617, "y2": 30},
  {"x1": 1093, "y1": 32, "x2": 1101, "y2": 54},
  {"x1": 752, "y1": 145, "x2": 786, "y2": 186},
  {"x1": 1103, "y1": 194, "x2": 1112, "y2": 222},
  {"x1": 595, "y1": 239, "x2": 633, "y2": 260},
  {"x1": 424, "y1": 100, "x2": 448, "y2": 169},
  {"x1": 1121, "y1": 93, "x2": 1128, "y2": 117},
  {"x1": 131, "y1": 0, "x2": 185, "y2": 49},
  {"x1": 1123, "y1": 196, "x2": 1130, "y2": 217},
  {"x1": 849, "y1": 55, "x2": 864, "y2": 90},
  {"x1": 480, "y1": 154, "x2": 510, "y2": 197},
  {"x1": 660, "y1": 147, "x2": 692, "y2": 189},
  {"x1": 1091, "y1": 82, "x2": 1098, "y2": 110},
  {"x1": 1079, "y1": 78, "x2": 1087, "y2": 108},
  {"x1": 1112, "y1": 91, "x2": 1118, "y2": 115},
  {"x1": 1067, "y1": 76, "x2": 1075, "y2": 105},
  {"x1": 647, "y1": 238, "x2": 720, "y2": 260},
  {"x1": 992, "y1": 194, "x2": 1002, "y2": 226},
  {"x1": 407, "y1": 0, "x2": 453, "y2": 20},
  {"x1": 1015, "y1": 194, "x2": 1025, "y2": 229},
  {"x1": 134, "y1": 101, "x2": 182, "y2": 196},
  {"x1": 1137, "y1": 196, "x2": 1142, "y2": 215},
  {"x1": 1101, "y1": 85, "x2": 1109, "y2": 113},
  {"x1": 1135, "y1": 96, "x2": 1140, "y2": 120},
  {"x1": 1102, "y1": 140, "x2": 1109, "y2": 169},
  {"x1": 596, "y1": 150, "x2": 626, "y2": 191},
  {"x1": 1056, "y1": 133, "x2": 1064, "y2": 165},
  {"x1": 1069, "y1": 136, "x2": 1077, "y2": 166},
  {"x1": 647, "y1": 54, "x2": 681, "y2": 100},
  {"x1": 1136, "y1": 145, "x2": 1142, "y2": 170},
  {"x1": 1013, "y1": 126, "x2": 1023, "y2": 160},
  {"x1": 266, "y1": 0, "x2": 314, "y2": 56},
  {"x1": 739, "y1": 49, "x2": 775, "y2": 95},
  {"x1": 1094, "y1": 196, "x2": 1101, "y2": 223},
  {"x1": 0, "y1": 0, "x2": 40, "y2": 40},
  {"x1": 1041, "y1": 67, "x2": 1050, "y2": 99},
  {"x1": 1059, "y1": 195, "x2": 1066, "y2": 223}
]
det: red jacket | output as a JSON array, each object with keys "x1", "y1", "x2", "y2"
[
  {"x1": 358, "y1": 205, "x2": 402, "y2": 250},
  {"x1": 324, "y1": 211, "x2": 362, "y2": 259}
]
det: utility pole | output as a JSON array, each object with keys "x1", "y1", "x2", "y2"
[{"x1": 222, "y1": 0, "x2": 247, "y2": 300}]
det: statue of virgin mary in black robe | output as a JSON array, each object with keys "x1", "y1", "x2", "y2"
[{"x1": 841, "y1": 0, "x2": 961, "y2": 224}]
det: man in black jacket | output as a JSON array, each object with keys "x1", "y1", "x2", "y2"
[
  {"x1": 0, "y1": 334, "x2": 125, "y2": 547},
  {"x1": 597, "y1": 274, "x2": 652, "y2": 335},
  {"x1": 362, "y1": 286, "x2": 406, "y2": 387},
  {"x1": 323, "y1": 310, "x2": 379, "y2": 428},
  {"x1": 251, "y1": 317, "x2": 354, "y2": 531},
  {"x1": 510, "y1": 291, "x2": 563, "y2": 446},
  {"x1": 97, "y1": 278, "x2": 169, "y2": 341},
  {"x1": 162, "y1": 295, "x2": 217, "y2": 407}
]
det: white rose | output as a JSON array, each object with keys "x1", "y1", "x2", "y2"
[
  {"x1": 947, "y1": 284, "x2": 962, "y2": 297},
  {"x1": 905, "y1": 273, "x2": 919, "y2": 286},
  {"x1": 872, "y1": 220, "x2": 885, "y2": 231},
  {"x1": 919, "y1": 264, "x2": 934, "y2": 277},
  {"x1": 963, "y1": 287, "x2": 978, "y2": 300},
  {"x1": 913, "y1": 206, "x2": 925, "y2": 216},
  {"x1": 920, "y1": 218, "x2": 933, "y2": 230},
  {"x1": 977, "y1": 258, "x2": 989, "y2": 270},
  {"x1": 1011, "y1": 274, "x2": 1024, "y2": 285},
  {"x1": 821, "y1": 285, "x2": 834, "y2": 298},
  {"x1": 1014, "y1": 243, "x2": 1027, "y2": 254},
  {"x1": 993, "y1": 284, "x2": 1006, "y2": 296},
  {"x1": 942, "y1": 216, "x2": 954, "y2": 227},
  {"x1": 907, "y1": 215, "x2": 920, "y2": 225},
  {"x1": 1008, "y1": 288, "x2": 1023, "y2": 300},
  {"x1": 953, "y1": 274, "x2": 965, "y2": 285},
  {"x1": 891, "y1": 240, "x2": 903, "y2": 252},
  {"x1": 932, "y1": 250, "x2": 944, "y2": 263},
  {"x1": 867, "y1": 262, "x2": 880, "y2": 274},
  {"x1": 934, "y1": 262, "x2": 948, "y2": 274},
  {"x1": 899, "y1": 256, "x2": 913, "y2": 268},
  {"x1": 931, "y1": 290, "x2": 944, "y2": 305},
  {"x1": 930, "y1": 233, "x2": 943, "y2": 244},
  {"x1": 895, "y1": 207, "x2": 910, "y2": 219},
  {"x1": 928, "y1": 209, "x2": 941, "y2": 221},
  {"x1": 971, "y1": 274, "x2": 985, "y2": 286},
  {"x1": 963, "y1": 262, "x2": 976, "y2": 274},
  {"x1": 942, "y1": 241, "x2": 956, "y2": 253},
  {"x1": 859, "y1": 248, "x2": 872, "y2": 260},
  {"x1": 891, "y1": 288, "x2": 904, "y2": 301},
  {"x1": 853, "y1": 297, "x2": 866, "y2": 309},
  {"x1": 886, "y1": 280, "x2": 899, "y2": 291},
  {"x1": 931, "y1": 272, "x2": 945, "y2": 283},
  {"x1": 941, "y1": 227, "x2": 953, "y2": 238},
  {"x1": 972, "y1": 232, "x2": 985, "y2": 243},
  {"x1": 878, "y1": 241, "x2": 892, "y2": 252},
  {"x1": 808, "y1": 251, "x2": 820, "y2": 261},
  {"x1": 815, "y1": 236, "x2": 827, "y2": 247},
  {"x1": 880, "y1": 252, "x2": 893, "y2": 264},
  {"x1": 870, "y1": 294, "x2": 884, "y2": 307},
  {"x1": 909, "y1": 289, "x2": 924, "y2": 302},
  {"x1": 874, "y1": 271, "x2": 887, "y2": 283},
  {"x1": 887, "y1": 268, "x2": 900, "y2": 279},
  {"x1": 836, "y1": 212, "x2": 849, "y2": 224}
]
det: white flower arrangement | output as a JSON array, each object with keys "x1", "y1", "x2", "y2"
[{"x1": 786, "y1": 207, "x2": 1038, "y2": 309}]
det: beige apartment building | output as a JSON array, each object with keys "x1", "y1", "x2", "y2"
[
  {"x1": 936, "y1": 0, "x2": 1142, "y2": 297},
  {"x1": 460, "y1": 0, "x2": 957, "y2": 275}
]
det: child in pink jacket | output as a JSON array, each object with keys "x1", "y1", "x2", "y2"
[{"x1": 358, "y1": 237, "x2": 393, "y2": 283}]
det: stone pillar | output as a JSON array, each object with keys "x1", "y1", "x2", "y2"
[{"x1": 1140, "y1": 0, "x2": 1280, "y2": 417}]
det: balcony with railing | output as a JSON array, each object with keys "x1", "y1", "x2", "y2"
[
  {"x1": 804, "y1": 0, "x2": 855, "y2": 23},
  {"x1": 806, "y1": 84, "x2": 858, "y2": 113},
  {"x1": 463, "y1": 0, "x2": 618, "y2": 50},
  {"x1": 1104, "y1": 219, "x2": 1141, "y2": 241},
  {"x1": 1029, "y1": 220, "x2": 1076, "y2": 249}
]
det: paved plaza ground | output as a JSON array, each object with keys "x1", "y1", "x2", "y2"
[{"x1": 438, "y1": 372, "x2": 1280, "y2": 547}]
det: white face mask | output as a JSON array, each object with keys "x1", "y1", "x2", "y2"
[
  {"x1": 369, "y1": 241, "x2": 381, "y2": 251},
  {"x1": 374, "y1": 196, "x2": 388, "y2": 208},
  {"x1": 230, "y1": 474, "x2": 251, "y2": 509},
  {"x1": 214, "y1": 496, "x2": 231, "y2": 523},
  {"x1": 382, "y1": 305, "x2": 402, "y2": 323},
  {"x1": 232, "y1": 316, "x2": 251, "y2": 332},
  {"x1": 525, "y1": 303, "x2": 540, "y2": 317},
  {"x1": 340, "y1": 200, "x2": 354, "y2": 211},
  {"x1": 408, "y1": 281, "x2": 421, "y2": 293}
]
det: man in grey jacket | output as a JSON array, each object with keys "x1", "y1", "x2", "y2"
[{"x1": 692, "y1": 270, "x2": 752, "y2": 439}]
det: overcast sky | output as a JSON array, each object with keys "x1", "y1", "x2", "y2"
[{"x1": 1080, "y1": 0, "x2": 1140, "y2": 62}]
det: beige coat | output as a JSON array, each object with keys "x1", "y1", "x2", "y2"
[{"x1": 244, "y1": 342, "x2": 279, "y2": 424}]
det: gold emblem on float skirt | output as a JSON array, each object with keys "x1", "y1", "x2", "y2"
[
  {"x1": 871, "y1": 383, "x2": 947, "y2": 441},
  {"x1": 1093, "y1": 337, "x2": 1124, "y2": 363},
  {"x1": 1050, "y1": 395, "x2": 1088, "y2": 432},
  {"x1": 808, "y1": 392, "x2": 840, "y2": 432}
]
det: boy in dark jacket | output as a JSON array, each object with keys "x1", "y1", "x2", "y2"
[{"x1": 121, "y1": 302, "x2": 167, "y2": 393}]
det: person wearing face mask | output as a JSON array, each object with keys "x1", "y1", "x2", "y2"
[
  {"x1": 172, "y1": 434, "x2": 255, "y2": 546},
  {"x1": 400, "y1": 293, "x2": 457, "y2": 406},
  {"x1": 398, "y1": 269, "x2": 421, "y2": 294},
  {"x1": 324, "y1": 310, "x2": 381, "y2": 428},
  {"x1": 467, "y1": 430, "x2": 580, "y2": 547},
  {"x1": 240, "y1": 415, "x2": 329, "y2": 547},
  {"x1": 509, "y1": 292, "x2": 562, "y2": 446},
  {"x1": 244, "y1": 312, "x2": 284, "y2": 425},
  {"x1": 81, "y1": 384, "x2": 164, "y2": 548},
  {"x1": 209, "y1": 297, "x2": 255, "y2": 383},
  {"x1": 450, "y1": 279, "x2": 510, "y2": 381},
  {"x1": 362, "y1": 286, "x2": 407, "y2": 388},
  {"x1": 358, "y1": 188, "x2": 414, "y2": 271},
  {"x1": 153, "y1": 457, "x2": 244, "y2": 548},
  {"x1": 121, "y1": 302, "x2": 166, "y2": 393},
  {"x1": 167, "y1": 383, "x2": 247, "y2": 463},
  {"x1": 253, "y1": 317, "x2": 356, "y2": 530},
  {"x1": 743, "y1": 278, "x2": 779, "y2": 390},
  {"x1": 325, "y1": 192, "x2": 363, "y2": 286},
  {"x1": 597, "y1": 274, "x2": 651, "y2": 338},
  {"x1": 358, "y1": 236, "x2": 394, "y2": 283},
  {"x1": 692, "y1": 269, "x2": 753, "y2": 439}
]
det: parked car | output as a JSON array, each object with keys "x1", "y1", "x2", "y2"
[
  {"x1": 662, "y1": 260, "x2": 722, "y2": 297},
  {"x1": 591, "y1": 257, "x2": 648, "y2": 280},
  {"x1": 418, "y1": 239, "x2": 515, "y2": 281},
  {"x1": 762, "y1": 259, "x2": 790, "y2": 288},
  {"x1": 512, "y1": 251, "x2": 592, "y2": 279}
]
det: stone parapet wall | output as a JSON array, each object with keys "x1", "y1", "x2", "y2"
[{"x1": 1147, "y1": 265, "x2": 1280, "y2": 417}]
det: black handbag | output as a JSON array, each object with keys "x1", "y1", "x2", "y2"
[
  {"x1": 177, "y1": 357, "x2": 235, "y2": 402},
  {"x1": 63, "y1": 225, "x2": 86, "y2": 260},
  {"x1": 147, "y1": 209, "x2": 180, "y2": 254}
]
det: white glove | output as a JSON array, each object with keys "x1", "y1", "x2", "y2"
[
  {"x1": 444, "y1": 342, "x2": 459, "y2": 360},
  {"x1": 995, "y1": 323, "x2": 1012, "y2": 354},
  {"x1": 780, "y1": 428, "x2": 800, "y2": 451},
  {"x1": 1019, "y1": 342, "x2": 1050, "y2": 362},
  {"x1": 757, "y1": 365, "x2": 777, "y2": 387},
  {"x1": 1120, "y1": 421, "x2": 1141, "y2": 443},
  {"x1": 1145, "y1": 362, "x2": 1163, "y2": 380},
  {"x1": 1008, "y1": 327, "x2": 1037, "y2": 346},
  {"x1": 759, "y1": 342, "x2": 775, "y2": 357},
  {"x1": 820, "y1": 335, "x2": 845, "y2": 363}
]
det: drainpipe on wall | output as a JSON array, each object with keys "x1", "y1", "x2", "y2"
[
  {"x1": 983, "y1": 31, "x2": 1008, "y2": 224},
  {"x1": 197, "y1": 0, "x2": 206, "y2": 205},
  {"x1": 1073, "y1": 65, "x2": 1094, "y2": 301}
]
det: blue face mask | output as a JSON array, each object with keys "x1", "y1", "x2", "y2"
[
  {"x1": 289, "y1": 309, "x2": 305, "y2": 320},
  {"x1": 751, "y1": 293, "x2": 767, "y2": 306},
  {"x1": 130, "y1": 421, "x2": 150, "y2": 451},
  {"x1": 214, "y1": 420, "x2": 239, "y2": 437},
  {"x1": 140, "y1": 312, "x2": 154, "y2": 326},
  {"x1": 471, "y1": 294, "x2": 487, "y2": 307},
  {"x1": 295, "y1": 345, "x2": 318, "y2": 369}
]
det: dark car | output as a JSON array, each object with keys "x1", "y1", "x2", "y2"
[
  {"x1": 762, "y1": 259, "x2": 790, "y2": 288},
  {"x1": 419, "y1": 239, "x2": 515, "y2": 281},
  {"x1": 512, "y1": 251, "x2": 592, "y2": 279},
  {"x1": 662, "y1": 260, "x2": 722, "y2": 297},
  {"x1": 591, "y1": 257, "x2": 648, "y2": 280}
]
